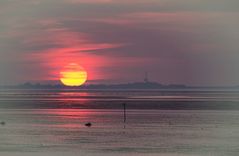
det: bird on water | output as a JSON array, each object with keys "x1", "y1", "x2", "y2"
[{"x1": 85, "y1": 122, "x2": 92, "y2": 127}]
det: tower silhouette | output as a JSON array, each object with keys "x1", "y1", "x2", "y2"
[{"x1": 144, "y1": 72, "x2": 149, "y2": 83}]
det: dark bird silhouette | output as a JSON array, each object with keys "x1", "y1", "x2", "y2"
[{"x1": 85, "y1": 122, "x2": 92, "y2": 127}]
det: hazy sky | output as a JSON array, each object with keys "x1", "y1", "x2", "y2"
[{"x1": 0, "y1": 0, "x2": 239, "y2": 86}]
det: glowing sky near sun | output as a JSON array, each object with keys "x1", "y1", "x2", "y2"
[{"x1": 0, "y1": 0, "x2": 239, "y2": 86}]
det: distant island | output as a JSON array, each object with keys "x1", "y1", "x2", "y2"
[{"x1": 1, "y1": 81, "x2": 239, "y2": 90}]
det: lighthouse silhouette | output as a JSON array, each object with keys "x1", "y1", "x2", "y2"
[{"x1": 144, "y1": 72, "x2": 149, "y2": 83}]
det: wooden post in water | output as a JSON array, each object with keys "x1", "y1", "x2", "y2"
[{"x1": 123, "y1": 103, "x2": 126, "y2": 123}]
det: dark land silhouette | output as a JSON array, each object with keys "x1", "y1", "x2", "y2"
[{"x1": 1, "y1": 81, "x2": 239, "y2": 90}]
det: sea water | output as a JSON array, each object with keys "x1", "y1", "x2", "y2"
[{"x1": 0, "y1": 89, "x2": 239, "y2": 156}]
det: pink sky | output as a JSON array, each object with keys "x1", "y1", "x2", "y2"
[{"x1": 0, "y1": 0, "x2": 239, "y2": 85}]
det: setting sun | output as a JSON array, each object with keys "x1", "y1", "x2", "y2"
[{"x1": 60, "y1": 63, "x2": 87, "y2": 86}]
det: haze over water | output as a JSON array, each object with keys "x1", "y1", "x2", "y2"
[{"x1": 0, "y1": 89, "x2": 239, "y2": 156}]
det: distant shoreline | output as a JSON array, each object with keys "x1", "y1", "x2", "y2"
[{"x1": 1, "y1": 81, "x2": 239, "y2": 91}]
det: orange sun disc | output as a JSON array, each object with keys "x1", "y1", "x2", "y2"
[{"x1": 60, "y1": 63, "x2": 87, "y2": 86}]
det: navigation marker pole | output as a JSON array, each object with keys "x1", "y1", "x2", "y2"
[{"x1": 123, "y1": 103, "x2": 126, "y2": 123}]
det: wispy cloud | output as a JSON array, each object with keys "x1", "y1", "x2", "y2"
[{"x1": 0, "y1": 0, "x2": 239, "y2": 85}]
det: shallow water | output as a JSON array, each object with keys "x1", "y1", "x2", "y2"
[
  {"x1": 1, "y1": 89, "x2": 239, "y2": 109},
  {"x1": 0, "y1": 109, "x2": 239, "y2": 156},
  {"x1": 0, "y1": 89, "x2": 239, "y2": 155}
]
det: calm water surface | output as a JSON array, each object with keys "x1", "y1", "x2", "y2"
[{"x1": 0, "y1": 89, "x2": 239, "y2": 156}]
